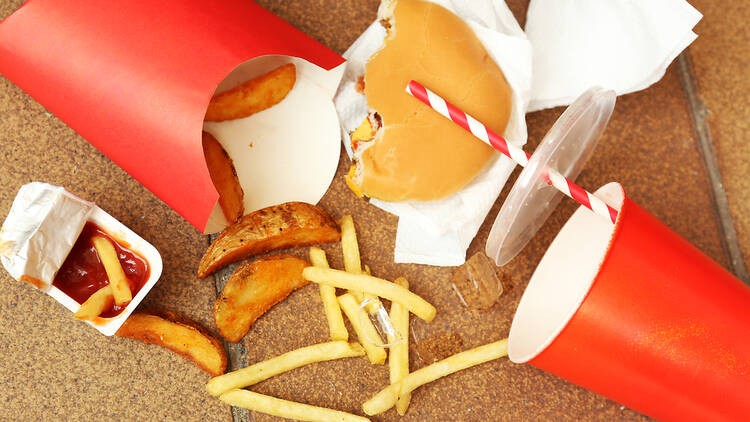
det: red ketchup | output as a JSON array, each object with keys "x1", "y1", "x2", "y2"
[{"x1": 53, "y1": 222, "x2": 150, "y2": 318}]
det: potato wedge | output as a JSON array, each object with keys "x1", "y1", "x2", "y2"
[
  {"x1": 198, "y1": 202, "x2": 340, "y2": 278},
  {"x1": 214, "y1": 255, "x2": 309, "y2": 343},
  {"x1": 204, "y1": 63, "x2": 296, "y2": 122},
  {"x1": 203, "y1": 131, "x2": 244, "y2": 223},
  {"x1": 116, "y1": 309, "x2": 227, "y2": 377}
]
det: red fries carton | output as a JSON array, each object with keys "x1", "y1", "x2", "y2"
[{"x1": 0, "y1": 0, "x2": 345, "y2": 232}]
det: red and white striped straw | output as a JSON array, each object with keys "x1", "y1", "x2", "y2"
[{"x1": 406, "y1": 80, "x2": 619, "y2": 224}]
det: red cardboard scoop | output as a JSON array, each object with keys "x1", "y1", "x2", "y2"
[{"x1": 0, "y1": 0, "x2": 344, "y2": 231}]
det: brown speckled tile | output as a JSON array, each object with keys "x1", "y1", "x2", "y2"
[
  {"x1": 689, "y1": 0, "x2": 750, "y2": 273},
  {"x1": 0, "y1": 1, "x2": 229, "y2": 421},
  {"x1": 0, "y1": 0, "x2": 740, "y2": 421}
]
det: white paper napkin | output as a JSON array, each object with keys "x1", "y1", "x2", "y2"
[
  {"x1": 526, "y1": 0, "x2": 702, "y2": 112},
  {"x1": 334, "y1": 0, "x2": 533, "y2": 266},
  {"x1": 335, "y1": 0, "x2": 700, "y2": 266}
]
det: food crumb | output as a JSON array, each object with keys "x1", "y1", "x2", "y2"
[
  {"x1": 248, "y1": 142, "x2": 254, "y2": 148},
  {"x1": 415, "y1": 331, "x2": 463, "y2": 364},
  {"x1": 355, "y1": 76, "x2": 365, "y2": 94}
]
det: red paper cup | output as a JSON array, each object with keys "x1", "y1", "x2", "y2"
[
  {"x1": 509, "y1": 182, "x2": 750, "y2": 422},
  {"x1": 0, "y1": 0, "x2": 345, "y2": 232}
]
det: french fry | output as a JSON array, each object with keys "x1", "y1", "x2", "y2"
[
  {"x1": 204, "y1": 63, "x2": 296, "y2": 122},
  {"x1": 219, "y1": 389, "x2": 370, "y2": 422},
  {"x1": 362, "y1": 339, "x2": 509, "y2": 415},
  {"x1": 203, "y1": 131, "x2": 244, "y2": 223},
  {"x1": 338, "y1": 293, "x2": 386, "y2": 365},
  {"x1": 339, "y1": 215, "x2": 367, "y2": 303},
  {"x1": 73, "y1": 285, "x2": 113, "y2": 321},
  {"x1": 92, "y1": 236, "x2": 132, "y2": 306},
  {"x1": 388, "y1": 277, "x2": 411, "y2": 415},
  {"x1": 303, "y1": 268, "x2": 436, "y2": 322},
  {"x1": 340, "y1": 215, "x2": 363, "y2": 275},
  {"x1": 309, "y1": 247, "x2": 348, "y2": 342},
  {"x1": 339, "y1": 215, "x2": 390, "y2": 346},
  {"x1": 207, "y1": 341, "x2": 363, "y2": 396},
  {"x1": 340, "y1": 216, "x2": 380, "y2": 312}
]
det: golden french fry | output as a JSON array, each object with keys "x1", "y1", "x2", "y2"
[
  {"x1": 207, "y1": 341, "x2": 363, "y2": 396},
  {"x1": 303, "y1": 268, "x2": 436, "y2": 322},
  {"x1": 92, "y1": 236, "x2": 132, "y2": 306},
  {"x1": 338, "y1": 293, "x2": 386, "y2": 365},
  {"x1": 203, "y1": 131, "x2": 244, "y2": 223},
  {"x1": 219, "y1": 389, "x2": 370, "y2": 422},
  {"x1": 340, "y1": 216, "x2": 383, "y2": 315},
  {"x1": 363, "y1": 339, "x2": 509, "y2": 415},
  {"x1": 204, "y1": 63, "x2": 296, "y2": 122},
  {"x1": 340, "y1": 214, "x2": 366, "y2": 302},
  {"x1": 388, "y1": 277, "x2": 411, "y2": 415},
  {"x1": 73, "y1": 285, "x2": 113, "y2": 321},
  {"x1": 340, "y1": 215, "x2": 363, "y2": 274},
  {"x1": 309, "y1": 247, "x2": 348, "y2": 341}
]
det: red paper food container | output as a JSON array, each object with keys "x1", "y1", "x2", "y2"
[
  {"x1": 508, "y1": 182, "x2": 750, "y2": 422},
  {"x1": 0, "y1": 0, "x2": 345, "y2": 233}
]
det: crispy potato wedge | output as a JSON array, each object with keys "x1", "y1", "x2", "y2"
[
  {"x1": 116, "y1": 309, "x2": 227, "y2": 377},
  {"x1": 203, "y1": 131, "x2": 244, "y2": 223},
  {"x1": 204, "y1": 63, "x2": 296, "y2": 122},
  {"x1": 214, "y1": 255, "x2": 310, "y2": 343},
  {"x1": 198, "y1": 202, "x2": 340, "y2": 278}
]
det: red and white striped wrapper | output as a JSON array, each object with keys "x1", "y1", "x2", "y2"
[{"x1": 406, "y1": 80, "x2": 618, "y2": 224}]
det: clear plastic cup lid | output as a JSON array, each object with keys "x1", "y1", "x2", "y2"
[{"x1": 486, "y1": 87, "x2": 616, "y2": 266}]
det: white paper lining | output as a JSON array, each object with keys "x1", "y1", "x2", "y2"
[{"x1": 203, "y1": 56, "x2": 346, "y2": 234}]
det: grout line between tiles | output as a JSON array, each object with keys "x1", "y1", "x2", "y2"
[
  {"x1": 676, "y1": 52, "x2": 750, "y2": 284},
  {"x1": 210, "y1": 234, "x2": 251, "y2": 422}
]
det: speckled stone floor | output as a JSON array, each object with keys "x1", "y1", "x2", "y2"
[{"x1": 1, "y1": 1, "x2": 747, "y2": 421}]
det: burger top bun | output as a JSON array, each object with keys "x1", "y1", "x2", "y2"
[{"x1": 347, "y1": 0, "x2": 512, "y2": 202}]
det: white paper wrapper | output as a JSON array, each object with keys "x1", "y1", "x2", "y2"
[
  {"x1": 203, "y1": 56, "x2": 346, "y2": 233},
  {"x1": 334, "y1": 0, "x2": 533, "y2": 266},
  {"x1": 0, "y1": 182, "x2": 93, "y2": 286},
  {"x1": 526, "y1": 0, "x2": 702, "y2": 112}
]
